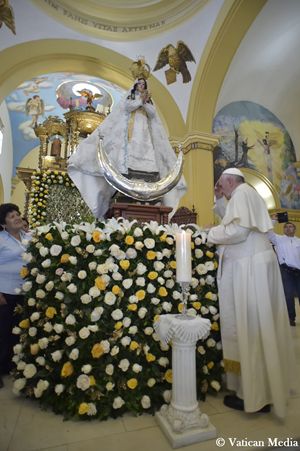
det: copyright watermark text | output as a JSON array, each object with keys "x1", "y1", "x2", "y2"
[{"x1": 215, "y1": 437, "x2": 299, "y2": 448}]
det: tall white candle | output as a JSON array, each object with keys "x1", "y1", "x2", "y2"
[{"x1": 175, "y1": 230, "x2": 192, "y2": 282}]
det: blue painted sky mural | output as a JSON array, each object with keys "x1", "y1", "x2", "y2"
[
  {"x1": 5, "y1": 73, "x2": 126, "y2": 173},
  {"x1": 213, "y1": 101, "x2": 300, "y2": 209}
]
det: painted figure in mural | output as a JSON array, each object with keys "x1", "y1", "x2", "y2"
[
  {"x1": 257, "y1": 131, "x2": 274, "y2": 182},
  {"x1": 68, "y1": 77, "x2": 187, "y2": 218},
  {"x1": 25, "y1": 95, "x2": 45, "y2": 127},
  {"x1": 237, "y1": 138, "x2": 254, "y2": 167}
]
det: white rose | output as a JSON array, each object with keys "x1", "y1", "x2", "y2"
[
  {"x1": 87, "y1": 403, "x2": 97, "y2": 416},
  {"x1": 157, "y1": 277, "x2": 164, "y2": 285},
  {"x1": 55, "y1": 291, "x2": 64, "y2": 300},
  {"x1": 206, "y1": 338, "x2": 216, "y2": 348},
  {"x1": 65, "y1": 314, "x2": 76, "y2": 325},
  {"x1": 71, "y1": 235, "x2": 81, "y2": 246},
  {"x1": 79, "y1": 327, "x2": 90, "y2": 339},
  {"x1": 201, "y1": 306, "x2": 209, "y2": 315},
  {"x1": 195, "y1": 249, "x2": 204, "y2": 259},
  {"x1": 136, "y1": 277, "x2": 145, "y2": 287},
  {"x1": 94, "y1": 249, "x2": 102, "y2": 256},
  {"x1": 165, "y1": 237, "x2": 174, "y2": 245},
  {"x1": 135, "y1": 241, "x2": 144, "y2": 250},
  {"x1": 206, "y1": 275, "x2": 215, "y2": 285},
  {"x1": 191, "y1": 277, "x2": 199, "y2": 288},
  {"x1": 122, "y1": 317, "x2": 131, "y2": 328},
  {"x1": 80, "y1": 294, "x2": 92, "y2": 304},
  {"x1": 61, "y1": 272, "x2": 73, "y2": 282},
  {"x1": 141, "y1": 395, "x2": 151, "y2": 409},
  {"x1": 81, "y1": 364, "x2": 92, "y2": 374},
  {"x1": 136, "y1": 263, "x2": 147, "y2": 275},
  {"x1": 138, "y1": 307, "x2": 147, "y2": 319},
  {"x1": 209, "y1": 306, "x2": 218, "y2": 315},
  {"x1": 129, "y1": 295, "x2": 138, "y2": 304},
  {"x1": 27, "y1": 298, "x2": 36, "y2": 307},
  {"x1": 112, "y1": 272, "x2": 122, "y2": 281},
  {"x1": 163, "y1": 390, "x2": 172, "y2": 403},
  {"x1": 162, "y1": 248, "x2": 171, "y2": 258},
  {"x1": 172, "y1": 290, "x2": 181, "y2": 300},
  {"x1": 22, "y1": 281, "x2": 32, "y2": 292},
  {"x1": 163, "y1": 270, "x2": 173, "y2": 278},
  {"x1": 144, "y1": 238, "x2": 155, "y2": 249},
  {"x1": 147, "y1": 378, "x2": 156, "y2": 387},
  {"x1": 106, "y1": 382, "x2": 115, "y2": 391},
  {"x1": 133, "y1": 227, "x2": 143, "y2": 237},
  {"x1": 12, "y1": 326, "x2": 21, "y2": 335},
  {"x1": 147, "y1": 283, "x2": 156, "y2": 293},
  {"x1": 30, "y1": 312, "x2": 40, "y2": 322},
  {"x1": 211, "y1": 380, "x2": 221, "y2": 391},
  {"x1": 121, "y1": 336, "x2": 131, "y2": 347},
  {"x1": 88, "y1": 261, "x2": 97, "y2": 270},
  {"x1": 36, "y1": 289, "x2": 46, "y2": 299},
  {"x1": 196, "y1": 264, "x2": 207, "y2": 275},
  {"x1": 78, "y1": 270, "x2": 87, "y2": 280},
  {"x1": 54, "y1": 323, "x2": 64, "y2": 334},
  {"x1": 195, "y1": 237, "x2": 202, "y2": 245},
  {"x1": 51, "y1": 350, "x2": 63, "y2": 362},
  {"x1": 50, "y1": 244, "x2": 62, "y2": 256},
  {"x1": 132, "y1": 363, "x2": 142, "y2": 373},
  {"x1": 13, "y1": 378, "x2": 26, "y2": 393},
  {"x1": 69, "y1": 256, "x2": 78, "y2": 265},
  {"x1": 165, "y1": 279, "x2": 175, "y2": 289},
  {"x1": 61, "y1": 231, "x2": 69, "y2": 240},
  {"x1": 36, "y1": 356, "x2": 45, "y2": 366},
  {"x1": 65, "y1": 336, "x2": 76, "y2": 346},
  {"x1": 23, "y1": 363, "x2": 37, "y2": 379},
  {"x1": 29, "y1": 327, "x2": 37, "y2": 337},
  {"x1": 105, "y1": 364, "x2": 114, "y2": 375},
  {"x1": 89, "y1": 286, "x2": 100, "y2": 298},
  {"x1": 100, "y1": 340, "x2": 110, "y2": 353},
  {"x1": 22, "y1": 252, "x2": 33, "y2": 263},
  {"x1": 67, "y1": 283, "x2": 77, "y2": 293},
  {"x1": 39, "y1": 247, "x2": 49, "y2": 257},
  {"x1": 162, "y1": 302, "x2": 172, "y2": 312},
  {"x1": 86, "y1": 244, "x2": 95, "y2": 253},
  {"x1": 13, "y1": 343, "x2": 23, "y2": 354},
  {"x1": 91, "y1": 307, "x2": 104, "y2": 322},
  {"x1": 151, "y1": 297, "x2": 160, "y2": 305},
  {"x1": 17, "y1": 361, "x2": 26, "y2": 370},
  {"x1": 122, "y1": 279, "x2": 133, "y2": 289},
  {"x1": 158, "y1": 357, "x2": 169, "y2": 367},
  {"x1": 76, "y1": 374, "x2": 90, "y2": 391},
  {"x1": 41, "y1": 259, "x2": 51, "y2": 268},
  {"x1": 118, "y1": 358, "x2": 130, "y2": 372},
  {"x1": 55, "y1": 384, "x2": 65, "y2": 395},
  {"x1": 205, "y1": 261, "x2": 215, "y2": 271},
  {"x1": 45, "y1": 281, "x2": 54, "y2": 291},
  {"x1": 152, "y1": 332, "x2": 160, "y2": 342},
  {"x1": 128, "y1": 325, "x2": 138, "y2": 334},
  {"x1": 38, "y1": 337, "x2": 49, "y2": 349},
  {"x1": 104, "y1": 292, "x2": 116, "y2": 306},
  {"x1": 154, "y1": 261, "x2": 164, "y2": 271},
  {"x1": 88, "y1": 324, "x2": 99, "y2": 332},
  {"x1": 144, "y1": 327, "x2": 153, "y2": 336},
  {"x1": 69, "y1": 348, "x2": 79, "y2": 360},
  {"x1": 113, "y1": 396, "x2": 125, "y2": 409},
  {"x1": 111, "y1": 309, "x2": 123, "y2": 320}
]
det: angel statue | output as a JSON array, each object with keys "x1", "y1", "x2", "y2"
[
  {"x1": 77, "y1": 89, "x2": 102, "y2": 111},
  {"x1": 25, "y1": 95, "x2": 45, "y2": 127},
  {"x1": 154, "y1": 41, "x2": 195, "y2": 84},
  {"x1": 68, "y1": 60, "x2": 187, "y2": 219}
]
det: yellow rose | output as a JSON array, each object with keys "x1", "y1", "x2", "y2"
[
  {"x1": 158, "y1": 287, "x2": 168, "y2": 297},
  {"x1": 191, "y1": 242, "x2": 195, "y2": 250},
  {"x1": 148, "y1": 271, "x2": 158, "y2": 280},
  {"x1": 160, "y1": 233, "x2": 167, "y2": 242},
  {"x1": 30, "y1": 343, "x2": 39, "y2": 355},
  {"x1": 128, "y1": 304, "x2": 137, "y2": 311},
  {"x1": 136, "y1": 290, "x2": 146, "y2": 301},
  {"x1": 89, "y1": 375, "x2": 96, "y2": 386},
  {"x1": 78, "y1": 403, "x2": 89, "y2": 415},
  {"x1": 153, "y1": 314, "x2": 160, "y2": 323},
  {"x1": 146, "y1": 251, "x2": 156, "y2": 260},
  {"x1": 178, "y1": 303, "x2": 184, "y2": 313},
  {"x1": 192, "y1": 301, "x2": 201, "y2": 310},
  {"x1": 20, "y1": 267, "x2": 29, "y2": 278},
  {"x1": 129, "y1": 341, "x2": 139, "y2": 351},
  {"x1": 95, "y1": 276, "x2": 107, "y2": 291},
  {"x1": 127, "y1": 378, "x2": 138, "y2": 389},
  {"x1": 61, "y1": 361, "x2": 74, "y2": 377},
  {"x1": 214, "y1": 261, "x2": 218, "y2": 269},
  {"x1": 45, "y1": 233, "x2": 53, "y2": 241},
  {"x1": 211, "y1": 321, "x2": 219, "y2": 331},
  {"x1": 92, "y1": 230, "x2": 102, "y2": 243},
  {"x1": 169, "y1": 260, "x2": 176, "y2": 269},
  {"x1": 146, "y1": 353, "x2": 156, "y2": 362},
  {"x1": 91, "y1": 343, "x2": 104, "y2": 358},
  {"x1": 207, "y1": 361, "x2": 214, "y2": 369},
  {"x1": 125, "y1": 235, "x2": 134, "y2": 245},
  {"x1": 115, "y1": 321, "x2": 123, "y2": 330},
  {"x1": 60, "y1": 254, "x2": 70, "y2": 263},
  {"x1": 120, "y1": 259, "x2": 130, "y2": 270},
  {"x1": 45, "y1": 307, "x2": 57, "y2": 319},
  {"x1": 206, "y1": 250, "x2": 214, "y2": 258},
  {"x1": 112, "y1": 285, "x2": 121, "y2": 295},
  {"x1": 164, "y1": 369, "x2": 173, "y2": 383},
  {"x1": 205, "y1": 292, "x2": 214, "y2": 300}
]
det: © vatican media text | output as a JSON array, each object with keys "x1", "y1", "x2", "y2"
[{"x1": 215, "y1": 437, "x2": 300, "y2": 448}]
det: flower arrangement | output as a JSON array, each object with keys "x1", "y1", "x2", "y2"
[
  {"x1": 29, "y1": 170, "x2": 92, "y2": 227},
  {"x1": 13, "y1": 218, "x2": 223, "y2": 420}
]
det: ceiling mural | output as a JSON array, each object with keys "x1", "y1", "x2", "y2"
[
  {"x1": 5, "y1": 72, "x2": 126, "y2": 173},
  {"x1": 213, "y1": 101, "x2": 300, "y2": 210}
]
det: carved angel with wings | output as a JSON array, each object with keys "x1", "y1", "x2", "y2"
[
  {"x1": 78, "y1": 89, "x2": 102, "y2": 111},
  {"x1": 154, "y1": 41, "x2": 195, "y2": 84},
  {"x1": 0, "y1": 0, "x2": 15, "y2": 35}
]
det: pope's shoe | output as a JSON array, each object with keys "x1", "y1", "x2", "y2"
[{"x1": 224, "y1": 394, "x2": 271, "y2": 413}]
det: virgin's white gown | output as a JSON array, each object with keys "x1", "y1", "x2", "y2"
[{"x1": 68, "y1": 93, "x2": 186, "y2": 218}]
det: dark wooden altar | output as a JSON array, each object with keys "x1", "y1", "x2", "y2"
[{"x1": 105, "y1": 202, "x2": 172, "y2": 224}]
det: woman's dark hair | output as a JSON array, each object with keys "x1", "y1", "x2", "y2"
[
  {"x1": 0, "y1": 203, "x2": 20, "y2": 230},
  {"x1": 127, "y1": 78, "x2": 152, "y2": 103}
]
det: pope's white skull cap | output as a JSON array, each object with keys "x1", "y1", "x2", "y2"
[{"x1": 222, "y1": 168, "x2": 245, "y2": 179}]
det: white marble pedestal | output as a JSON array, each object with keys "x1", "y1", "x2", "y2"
[{"x1": 154, "y1": 314, "x2": 217, "y2": 448}]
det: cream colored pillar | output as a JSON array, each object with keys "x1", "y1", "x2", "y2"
[{"x1": 171, "y1": 132, "x2": 219, "y2": 227}]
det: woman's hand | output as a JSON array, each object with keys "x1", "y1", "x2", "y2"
[{"x1": 0, "y1": 293, "x2": 7, "y2": 305}]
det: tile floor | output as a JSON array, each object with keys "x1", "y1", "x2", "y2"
[{"x1": 1, "y1": 313, "x2": 299, "y2": 451}]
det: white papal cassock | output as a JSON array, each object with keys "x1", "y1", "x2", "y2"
[{"x1": 208, "y1": 183, "x2": 297, "y2": 418}]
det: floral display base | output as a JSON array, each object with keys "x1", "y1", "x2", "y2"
[{"x1": 156, "y1": 407, "x2": 216, "y2": 448}]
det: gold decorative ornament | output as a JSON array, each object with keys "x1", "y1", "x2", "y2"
[
  {"x1": 130, "y1": 56, "x2": 151, "y2": 80},
  {"x1": 154, "y1": 41, "x2": 195, "y2": 84},
  {"x1": 0, "y1": 0, "x2": 15, "y2": 34}
]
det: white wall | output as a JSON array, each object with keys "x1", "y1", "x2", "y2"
[{"x1": 0, "y1": 101, "x2": 13, "y2": 201}]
